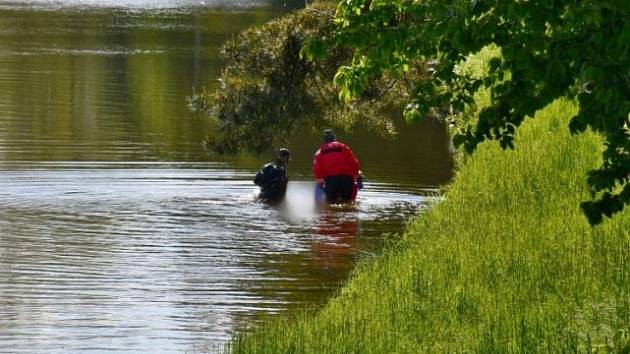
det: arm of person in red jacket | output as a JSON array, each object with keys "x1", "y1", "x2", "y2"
[{"x1": 312, "y1": 150, "x2": 325, "y2": 184}]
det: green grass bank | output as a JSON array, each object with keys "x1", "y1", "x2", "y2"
[{"x1": 229, "y1": 98, "x2": 630, "y2": 353}]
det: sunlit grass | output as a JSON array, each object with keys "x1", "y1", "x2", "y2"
[{"x1": 228, "y1": 98, "x2": 630, "y2": 353}]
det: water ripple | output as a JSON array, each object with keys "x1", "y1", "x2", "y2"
[{"x1": 0, "y1": 164, "x2": 433, "y2": 353}]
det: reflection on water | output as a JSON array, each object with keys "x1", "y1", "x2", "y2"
[
  {"x1": 311, "y1": 209, "x2": 362, "y2": 274},
  {"x1": 0, "y1": 0, "x2": 294, "y2": 10},
  {"x1": 0, "y1": 164, "x2": 432, "y2": 353},
  {"x1": 0, "y1": 5, "x2": 282, "y2": 163},
  {"x1": 0, "y1": 2, "x2": 451, "y2": 353}
]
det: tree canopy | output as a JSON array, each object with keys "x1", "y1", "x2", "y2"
[
  {"x1": 189, "y1": 2, "x2": 419, "y2": 154},
  {"x1": 321, "y1": 0, "x2": 629, "y2": 224}
]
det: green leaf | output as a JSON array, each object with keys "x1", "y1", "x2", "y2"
[
  {"x1": 403, "y1": 103, "x2": 426, "y2": 124},
  {"x1": 299, "y1": 39, "x2": 325, "y2": 61},
  {"x1": 452, "y1": 133, "x2": 467, "y2": 148}
]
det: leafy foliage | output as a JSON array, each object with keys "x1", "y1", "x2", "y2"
[
  {"x1": 189, "y1": 2, "x2": 421, "y2": 154},
  {"x1": 328, "y1": 0, "x2": 630, "y2": 224}
]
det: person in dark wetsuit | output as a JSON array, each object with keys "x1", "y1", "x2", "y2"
[
  {"x1": 313, "y1": 130, "x2": 362, "y2": 204},
  {"x1": 254, "y1": 148, "x2": 291, "y2": 202}
]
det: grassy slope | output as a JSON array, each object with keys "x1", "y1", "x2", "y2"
[{"x1": 230, "y1": 98, "x2": 630, "y2": 353}]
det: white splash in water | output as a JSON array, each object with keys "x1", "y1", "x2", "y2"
[{"x1": 278, "y1": 181, "x2": 320, "y2": 223}]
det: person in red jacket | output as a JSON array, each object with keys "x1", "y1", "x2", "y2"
[{"x1": 313, "y1": 130, "x2": 362, "y2": 204}]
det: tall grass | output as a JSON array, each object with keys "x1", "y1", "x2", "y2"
[{"x1": 229, "y1": 98, "x2": 630, "y2": 353}]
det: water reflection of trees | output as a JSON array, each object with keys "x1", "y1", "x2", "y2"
[{"x1": 0, "y1": 7, "x2": 282, "y2": 162}]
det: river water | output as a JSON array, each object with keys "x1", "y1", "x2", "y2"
[{"x1": 0, "y1": 2, "x2": 452, "y2": 353}]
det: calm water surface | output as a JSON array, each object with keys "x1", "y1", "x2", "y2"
[{"x1": 0, "y1": 2, "x2": 452, "y2": 353}]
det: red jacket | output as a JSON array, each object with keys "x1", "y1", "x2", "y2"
[{"x1": 313, "y1": 141, "x2": 360, "y2": 180}]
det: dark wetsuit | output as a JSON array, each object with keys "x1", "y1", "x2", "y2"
[{"x1": 254, "y1": 162, "x2": 288, "y2": 202}]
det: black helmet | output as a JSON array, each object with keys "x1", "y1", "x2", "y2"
[
  {"x1": 277, "y1": 148, "x2": 291, "y2": 159},
  {"x1": 323, "y1": 129, "x2": 336, "y2": 143}
]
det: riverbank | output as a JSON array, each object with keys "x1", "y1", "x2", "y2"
[{"x1": 229, "y1": 98, "x2": 630, "y2": 352}]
